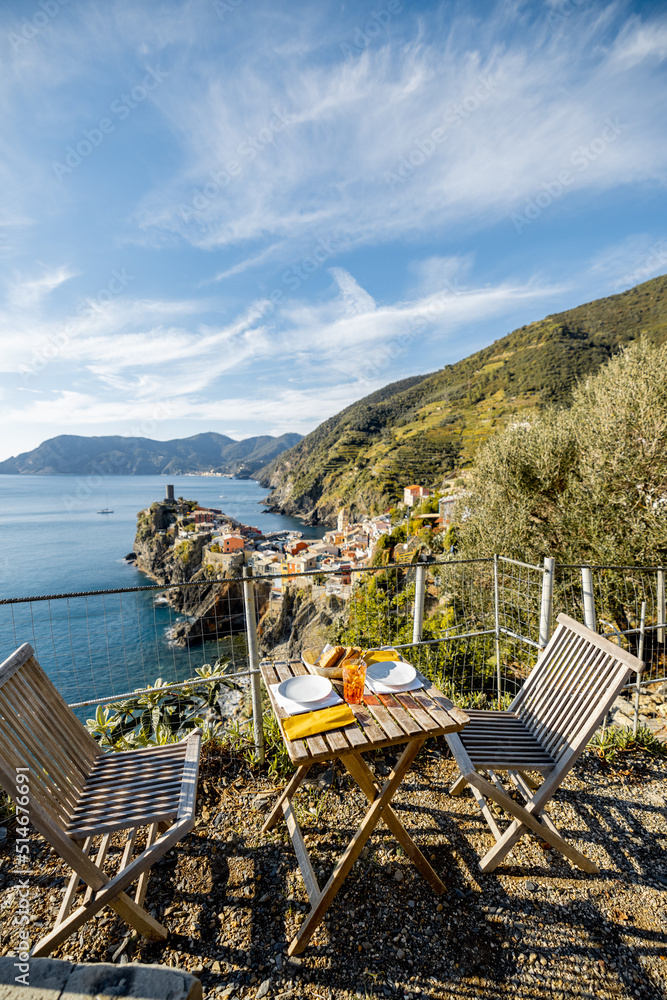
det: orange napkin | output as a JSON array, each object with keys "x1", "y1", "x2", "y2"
[{"x1": 282, "y1": 703, "x2": 355, "y2": 740}]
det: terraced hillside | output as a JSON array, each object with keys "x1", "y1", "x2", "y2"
[{"x1": 258, "y1": 274, "x2": 667, "y2": 523}]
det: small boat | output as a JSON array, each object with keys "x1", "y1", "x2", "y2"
[{"x1": 97, "y1": 508, "x2": 114, "y2": 514}]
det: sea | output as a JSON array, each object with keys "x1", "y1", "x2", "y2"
[{"x1": 0, "y1": 474, "x2": 325, "y2": 711}]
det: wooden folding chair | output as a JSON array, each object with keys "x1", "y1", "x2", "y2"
[
  {"x1": 0, "y1": 643, "x2": 202, "y2": 957},
  {"x1": 446, "y1": 613, "x2": 643, "y2": 873}
]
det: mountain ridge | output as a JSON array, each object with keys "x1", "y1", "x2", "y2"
[
  {"x1": 0, "y1": 431, "x2": 302, "y2": 477},
  {"x1": 258, "y1": 273, "x2": 667, "y2": 523}
]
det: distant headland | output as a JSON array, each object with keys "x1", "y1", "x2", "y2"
[{"x1": 0, "y1": 431, "x2": 302, "y2": 478}]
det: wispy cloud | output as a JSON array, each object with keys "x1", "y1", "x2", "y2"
[
  {"x1": 0, "y1": 260, "x2": 561, "y2": 440},
  {"x1": 126, "y1": 2, "x2": 667, "y2": 265},
  {"x1": 0, "y1": 0, "x2": 665, "y2": 458}
]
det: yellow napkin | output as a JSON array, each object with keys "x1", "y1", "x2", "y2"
[
  {"x1": 282, "y1": 703, "x2": 355, "y2": 740},
  {"x1": 364, "y1": 648, "x2": 401, "y2": 665}
]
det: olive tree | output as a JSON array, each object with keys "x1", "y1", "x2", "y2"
[{"x1": 458, "y1": 340, "x2": 667, "y2": 566}]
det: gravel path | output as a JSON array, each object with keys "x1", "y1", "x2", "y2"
[{"x1": 1, "y1": 741, "x2": 666, "y2": 1000}]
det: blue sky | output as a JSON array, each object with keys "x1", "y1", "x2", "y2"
[{"x1": 1, "y1": 0, "x2": 666, "y2": 461}]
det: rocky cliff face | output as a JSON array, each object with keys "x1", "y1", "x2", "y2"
[
  {"x1": 131, "y1": 501, "x2": 271, "y2": 646},
  {"x1": 258, "y1": 587, "x2": 340, "y2": 659}
]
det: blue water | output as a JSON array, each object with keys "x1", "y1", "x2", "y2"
[{"x1": 0, "y1": 474, "x2": 325, "y2": 709}]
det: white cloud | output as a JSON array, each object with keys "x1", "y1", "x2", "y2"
[
  {"x1": 0, "y1": 261, "x2": 562, "y2": 442},
  {"x1": 588, "y1": 234, "x2": 667, "y2": 289},
  {"x1": 1, "y1": 0, "x2": 665, "y2": 458},
  {"x1": 125, "y1": 2, "x2": 667, "y2": 266},
  {"x1": 4, "y1": 266, "x2": 77, "y2": 309}
]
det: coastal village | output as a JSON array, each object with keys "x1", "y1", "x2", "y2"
[{"x1": 155, "y1": 482, "x2": 461, "y2": 601}]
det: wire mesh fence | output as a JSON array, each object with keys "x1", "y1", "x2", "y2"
[
  {"x1": 554, "y1": 564, "x2": 667, "y2": 688},
  {"x1": 249, "y1": 555, "x2": 544, "y2": 709},
  {"x1": 0, "y1": 579, "x2": 254, "y2": 754},
  {"x1": 2, "y1": 555, "x2": 664, "y2": 754}
]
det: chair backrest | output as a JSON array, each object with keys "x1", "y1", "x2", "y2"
[
  {"x1": 510, "y1": 613, "x2": 643, "y2": 764},
  {"x1": 0, "y1": 643, "x2": 101, "y2": 834}
]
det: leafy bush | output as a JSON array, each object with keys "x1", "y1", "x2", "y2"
[
  {"x1": 86, "y1": 660, "x2": 240, "y2": 750},
  {"x1": 222, "y1": 711, "x2": 292, "y2": 781},
  {"x1": 588, "y1": 724, "x2": 667, "y2": 763},
  {"x1": 458, "y1": 340, "x2": 667, "y2": 565}
]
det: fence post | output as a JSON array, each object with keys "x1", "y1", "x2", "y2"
[
  {"x1": 581, "y1": 566, "x2": 597, "y2": 632},
  {"x1": 634, "y1": 600, "x2": 646, "y2": 737},
  {"x1": 242, "y1": 566, "x2": 265, "y2": 764},
  {"x1": 658, "y1": 568, "x2": 665, "y2": 645},
  {"x1": 412, "y1": 558, "x2": 426, "y2": 645},
  {"x1": 538, "y1": 557, "x2": 555, "y2": 650},
  {"x1": 493, "y1": 554, "x2": 501, "y2": 708}
]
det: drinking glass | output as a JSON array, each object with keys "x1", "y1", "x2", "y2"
[{"x1": 343, "y1": 658, "x2": 367, "y2": 704}]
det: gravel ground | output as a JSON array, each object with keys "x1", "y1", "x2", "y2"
[{"x1": 1, "y1": 740, "x2": 666, "y2": 1000}]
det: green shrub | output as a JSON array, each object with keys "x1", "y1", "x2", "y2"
[
  {"x1": 588, "y1": 724, "x2": 667, "y2": 763},
  {"x1": 86, "y1": 660, "x2": 239, "y2": 750}
]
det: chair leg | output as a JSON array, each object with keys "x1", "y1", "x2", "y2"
[
  {"x1": 449, "y1": 774, "x2": 468, "y2": 796},
  {"x1": 32, "y1": 888, "x2": 167, "y2": 957},
  {"x1": 135, "y1": 823, "x2": 159, "y2": 908},
  {"x1": 470, "y1": 774, "x2": 599, "y2": 874}
]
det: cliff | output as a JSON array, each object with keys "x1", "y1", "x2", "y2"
[
  {"x1": 131, "y1": 500, "x2": 270, "y2": 647},
  {"x1": 257, "y1": 586, "x2": 340, "y2": 659}
]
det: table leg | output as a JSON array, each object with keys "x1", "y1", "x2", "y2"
[
  {"x1": 262, "y1": 764, "x2": 312, "y2": 834},
  {"x1": 343, "y1": 748, "x2": 446, "y2": 894},
  {"x1": 288, "y1": 739, "x2": 424, "y2": 956}
]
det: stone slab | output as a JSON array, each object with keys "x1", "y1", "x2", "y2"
[
  {"x1": 0, "y1": 960, "x2": 202, "y2": 1000},
  {"x1": 0, "y1": 959, "x2": 73, "y2": 1000}
]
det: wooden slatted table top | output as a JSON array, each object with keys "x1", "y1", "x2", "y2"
[{"x1": 261, "y1": 659, "x2": 469, "y2": 765}]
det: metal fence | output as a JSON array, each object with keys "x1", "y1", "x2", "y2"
[
  {"x1": 1, "y1": 555, "x2": 663, "y2": 760},
  {"x1": 553, "y1": 563, "x2": 667, "y2": 687}
]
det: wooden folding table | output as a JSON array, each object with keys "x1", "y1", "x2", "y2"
[{"x1": 260, "y1": 659, "x2": 469, "y2": 955}]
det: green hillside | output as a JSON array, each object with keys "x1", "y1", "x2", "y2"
[{"x1": 259, "y1": 273, "x2": 667, "y2": 523}]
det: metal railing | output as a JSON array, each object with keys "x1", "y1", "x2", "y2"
[{"x1": 1, "y1": 554, "x2": 663, "y2": 757}]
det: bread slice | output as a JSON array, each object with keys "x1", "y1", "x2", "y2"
[
  {"x1": 319, "y1": 645, "x2": 346, "y2": 670},
  {"x1": 339, "y1": 646, "x2": 364, "y2": 668}
]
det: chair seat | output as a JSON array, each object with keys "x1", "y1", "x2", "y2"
[
  {"x1": 459, "y1": 710, "x2": 556, "y2": 773},
  {"x1": 66, "y1": 741, "x2": 193, "y2": 839},
  {"x1": 446, "y1": 614, "x2": 643, "y2": 873}
]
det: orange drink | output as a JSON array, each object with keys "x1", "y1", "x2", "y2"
[{"x1": 343, "y1": 658, "x2": 367, "y2": 704}]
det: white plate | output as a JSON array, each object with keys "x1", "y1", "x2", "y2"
[
  {"x1": 366, "y1": 660, "x2": 416, "y2": 687},
  {"x1": 278, "y1": 675, "x2": 333, "y2": 705}
]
